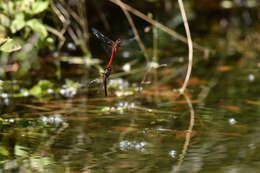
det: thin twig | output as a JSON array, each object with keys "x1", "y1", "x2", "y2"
[
  {"x1": 114, "y1": 0, "x2": 149, "y2": 63},
  {"x1": 152, "y1": 18, "x2": 158, "y2": 64},
  {"x1": 93, "y1": 2, "x2": 110, "y2": 30},
  {"x1": 141, "y1": 14, "x2": 159, "y2": 84},
  {"x1": 0, "y1": 38, "x2": 8, "y2": 46},
  {"x1": 109, "y1": 0, "x2": 209, "y2": 53},
  {"x1": 78, "y1": 0, "x2": 89, "y2": 45},
  {"x1": 59, "y1": 0, "x2": 83, "y2": 28},
  {"x1": 50, "y1": 0, "x2": 70, "y2": 48},
  {"x1": 50, "y1": 0, "x2": 70, "y2": 35},
  {"x1": 177, "y1": 0, "x2": 193, "y2": 94},
  {"x1": 58, "y1": 0, "x2": 90, "y2": 56},
  {"x1": 45, "y1": 25, "x2": 65, "y2": 42},
  {"x1": 68, "y1": 27, "x2": 79, "y2": 44}
]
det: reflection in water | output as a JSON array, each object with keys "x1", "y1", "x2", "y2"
[
  {"x1": 41, "y1": 114, "x2": 64, "y2": 126},
  {"x1": 119, "y1": 140, "x2": 147, "y2": 152},
  {"x1": 172, "y1": 93, "x2": 195, "y2": 172},
  {"x1": 2, "y1": 66, "x2": 260, "y2": 172}
]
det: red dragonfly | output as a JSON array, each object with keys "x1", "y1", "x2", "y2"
[
  {"x1": 92, "y1": 28, "x2": 135, "y2": 96},
  {"x1": 92, "y1": 28, "x2": 122, "y2": 68}
]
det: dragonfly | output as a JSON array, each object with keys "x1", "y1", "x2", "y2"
[{"x1": 92, "y1": 28, "x2": 136, "y2": 96}]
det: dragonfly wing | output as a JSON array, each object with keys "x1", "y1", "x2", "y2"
[
  {"x1": 119, "y1": 37, "x2": 142, "y2": 55},
  {"x1": 88, "y1": 78, "x2": 101, "y2": 88},
  {"x1": 92, "y1": 28, "x2": 114, "y2": 56},
  {"x1": 87, "y1": 78, "x2": 104, "y2": 95},
  {"x1": 92, "y1": 28, "x2": 113, "y2": 46},
  {"x1": 120, "y1": 37, "x2": 137, "y2": 48}
]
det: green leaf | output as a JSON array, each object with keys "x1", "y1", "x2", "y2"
[
  {"x1": 65, "y1": 80, "x2": 79, "y2": 89},
  {"x1": 0, "y1": 13, "x2": 10, "y2": 27},
  {"x1": 15, "y1": 145, "x2": 28, "y2": 157},
  {"x1": 30, "y1": 80, "x2": 53, "y2": 97},
  {"x1": 0, "y1": 146, "x2": 9, "y2": 156},
  {"x1": 0, "y1": 1, "x2": 15, "y2": 16},
  {"x1": 37, "y1": 37, "x2": 54, "y2": 49},
  {"x1": 20, "y1": 0, "x2": 49, "y2": 15},
  {"x1": 11, "y1": 12, "x2": 25, "y2": 33},
  {"x1": 31, "y1": 0, "x2": 49, "y2": 14},
  {"x1": 0, "y1": 25, "x2": 7, "y2": 38},
  {"x1": 0, "y1": 38, "x2": 21, "y2": 53},
  {"x1": 26, "y1": 19, "x2": 48, "y2": 39}
]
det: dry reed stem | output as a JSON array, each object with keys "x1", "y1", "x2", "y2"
[
  {"x1": 51, "y1": 0, "x2": 91, "y2": 56},
  {"x1": 79, "y1": 0, "x2": 89, "y2": 44},
  {"x1": 109, "y1": 0, "x2": 208, "y2": 53},
  {"x1": 50, "y1": 0, "x2": 68, "y2": 48},
  {"x1": 177, "y1": 0, "x2": 193, "y2": 93},
  {"x1": 114, "y1": 0, "x2": 149, "y2": 62},
  {"x1": 0, "y1": 38, "x2": 8, "y2": 46},
  {"x1": 93, "y1": 2, "x2": 110, "y2": 30},
  {"x1": 45, "y1": 25, "x2": 65, "y2": 43}
]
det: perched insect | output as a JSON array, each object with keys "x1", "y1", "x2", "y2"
[{"x1": 92, "y1": 28, "x2": 136, "y2": 96}]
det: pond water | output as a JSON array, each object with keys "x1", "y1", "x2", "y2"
[
  {"x1": 1, "y1": 54, "x2": 260, "y2": 173},
  {"x1": 1, "y1": 2, "x2": 260, "y2": 173}
]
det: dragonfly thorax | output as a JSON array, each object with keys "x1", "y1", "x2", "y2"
[{"x1": 111, "y1": 39, "x2": 122, "y2": 52}]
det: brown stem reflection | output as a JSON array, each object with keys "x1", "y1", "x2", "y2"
[{"x1": 171, "y1": 92, "x2": 195, "y2": 173}]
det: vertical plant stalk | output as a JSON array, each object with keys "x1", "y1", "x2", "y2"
[
  {"x1": 93, "y1": 2, "x2": 110, "y2": 30},
  {"x1": 114, "y1": 0, "x2": 149, "y2": 63},
  {"x1": 152, "y1": 19, "x2": 158, "y2": 64},
  {"x1": 152, "y1": 22, "x2": 159, "y2": 97},
  {"x1": 177, "y1": 0, "x2": 193, "y2": 94},
  {"x1": 78, "y1": 0, "x2": 91, "y2": 57}
]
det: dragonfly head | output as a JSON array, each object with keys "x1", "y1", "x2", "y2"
[{"x1": 114, "y1": 39, "x2": 122, "y2": 52}]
